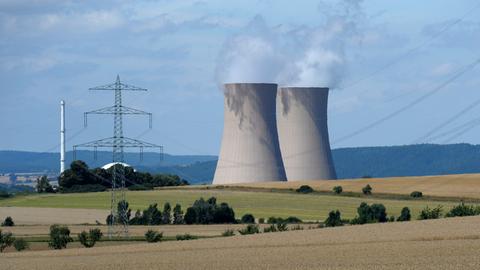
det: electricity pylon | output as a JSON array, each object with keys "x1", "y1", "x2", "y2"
[{"x1": 74, "y1": 75, "x2": 162, "y2": 237}]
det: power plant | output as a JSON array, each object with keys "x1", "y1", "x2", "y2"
[
  {"x1": 213, "y1": 83, "x2": 287, "y2": 184},
  {"x1": 277, "y1": 87, "x2": 336, "y2": 181},
  {"x1": 213, "y1": 84, "x2": 336, "y2": 184}
]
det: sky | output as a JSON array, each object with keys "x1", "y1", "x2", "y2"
[{"x1": 1, "y1": 0, "x2": 480, "y2": 155}]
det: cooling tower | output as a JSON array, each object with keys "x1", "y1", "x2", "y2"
[
  {"x1": 213, "y1": 83, "x2": 287, "y2": 184},
  {"x1": 277, "y1": 87, "x2": 337, "y2": 181}
]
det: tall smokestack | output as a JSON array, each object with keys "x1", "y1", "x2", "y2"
[
  {"x1": 213, "y1": 83, "x2": 287, "y2": 184},
  {"x1": 277, "y1": 87, "x2": 337, "y2": 181},
  {"x1": 60, "y1": 100, "x2": 66, "y2": 174}
]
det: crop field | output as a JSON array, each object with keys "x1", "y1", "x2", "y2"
[
  {"x1": 230, "y1": 173, "x2": 480, "y2": 199},
  {"x1": 0, "y1": 189, "x2": 467, "y2": 222},
  {"x1": 3, "y1": 216, "x2": 480, "y2": 270}
]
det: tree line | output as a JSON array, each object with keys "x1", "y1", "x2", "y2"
[{"x1": 38, "y1": 160, "x2": 189, "y2": 193}]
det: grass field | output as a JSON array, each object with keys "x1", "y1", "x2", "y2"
[
  {"x1": 229, "y1": 173, "x2": 480, "y2": 199},
  {"x1": 0, "y1": 189, "x2": 468, "y2": 222},
  {"x1": 3, "y1": 216, "x2": 480, "y2": 270}
]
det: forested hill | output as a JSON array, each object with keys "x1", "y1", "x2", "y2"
[{"x1": 2, "y1": 143, "x2": 480, "y2": 184}]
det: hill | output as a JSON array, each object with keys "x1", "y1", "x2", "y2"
[{"x1": 2, "y1": 143, "x2": 480, "y2": 183}]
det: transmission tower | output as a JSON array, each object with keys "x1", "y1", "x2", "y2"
[{"x1": 73, "y1": 75, "x2": 163, "y2": 238}]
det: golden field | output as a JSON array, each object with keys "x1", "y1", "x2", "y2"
[
  {"x1": 229, "y1": 173, "x2": 480, "y2": 199},
  {"x1": 2, "y1": 216, "x2": 480, "y2": 270}
]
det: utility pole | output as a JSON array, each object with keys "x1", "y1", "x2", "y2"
[{"x1": 73, "y1": 75, "x2": 162, "y2": 237}]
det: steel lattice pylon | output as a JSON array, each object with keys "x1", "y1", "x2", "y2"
[{"x1": 73, "y1": 75, "x2": 163, "y2": 238}]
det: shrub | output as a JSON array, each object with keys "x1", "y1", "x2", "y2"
[
  {"x1": 410, "y1": 191, "x2": 423, "y2": 198},
  {"x1": 276, "y1": 222, "x2": 288, "y2": 232},
  {"x1": 222, "y1": 229, "x2": 235, "y2": 237},
  {"x1": 397, "y1": 207, "x2": 411, "y2": 222},
  {"x1": 291, "y1": 224, "x2": 303, "y2": 231},
  {"x1": 445, "y1": 202, "x2": 480, "y2": 217},
  {"x1": 296, "y1": 185, "x2": 313, "y2": 194},
  {"x1": 333, "y1": 186, "x2": 343, "y2": 194},
  {"x1": 267, "y1": 216, "x2": 302, "y2": 224},
  {"x1": 263, "y1": 224, "x2": 277, "y2": 233},
  {"x1": 48, "y1": 225, "x2": 73, "y2": 249},
  {"x1": 238, "y1": 224, "x2": 260, "y2": 235},
  {"x1": 78, "y1": 228, "x2": 103, "y2": 248},
  {"x1": 362, "y1": 184, "x2": 372, "y2": 195},
  {"x1": 13, "y1": 238, "x2": 29, "y2": 252},
  {"x1": 258, "y1": 218, "x2": 265, "y2": 224},
  {"x1": 176, "y1": 234, "x2": 197, "y2": 241},
  {"x1": 284, "y1": 216, "x2": 302, "y2": 223},
  {"x1": 324, "y1": 210, "x2": 343, "y2": 227},
  {"x1": 1, "y1": 216, "x2": 14, "y2": 227},
  {"x1": 145, "y1": 230, "x2": 163, "y2": 243},
  {"x1": 0, "y1": 230, "x2": 14, "y2": 252},
  {"x1": 418, "y1": 206, "x2": 443, "y2": 220},
  {"x1": 241, "y1": 214, "x2": 255, "y2": 224},
  {"x1": 388, "y1": 216, "x2": 395, "y2": 222}
]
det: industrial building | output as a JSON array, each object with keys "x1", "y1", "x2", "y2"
[{"x1": 213, "y1": 84, "x2": 336, "y2": 184}]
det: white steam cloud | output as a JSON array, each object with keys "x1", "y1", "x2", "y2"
[{"x1": 216, "y1": 0, "x2": 365, "y2": 88}]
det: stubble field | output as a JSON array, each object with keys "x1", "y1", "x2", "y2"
[{"x1": 2, "y1": 216, "x2": 480, "y2": 270}]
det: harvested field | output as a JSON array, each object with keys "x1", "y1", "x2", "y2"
[
  {"x1": 2, "y1": 216, "x2": 480, "y2": 270},
  {"x1": 230, "y1": 173, "x2": 480, "y2": 199},
  {"x1": 0, "y1": 207, "x2": 108, "y2": 225},
  {"x1": 0, "y1": 190, "x2": 466, "y2": 221}
]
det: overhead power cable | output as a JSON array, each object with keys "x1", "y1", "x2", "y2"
[
  {"x1": 338, "y1": 2, "x2": 480, "y2": 90},
  {"x1": 413, "y1": 96, "x2": 480, "y2": 144},
  {"x1": 332, "y1": 57, "x2": 480, "y2": 145}
]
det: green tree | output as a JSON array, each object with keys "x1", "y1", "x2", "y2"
[
  {"x1": 333, "y1": 186, "x2": 343, "y2": 194},
  {"x1": 241, "y1": 214, "x2": 255, "y2": 224},
  {"x1": 48, "y1": 225, "x2": 73, "y2": 249},
  {"x1": 324, "y1": 210, "x2": 343, "y2": 227},
  {"x1": 36, "y1": 175, "x2": 55, "y2": 193},
  {"x1": 117, "y1": 200, "x2": 131, "y2": 225},
  {"x1": 362, "y1": 184, "x2": 372, "y2": 195},
  {"x1": 410, "y1": 191, "x2": 423, "y2": 198},
  {"x1": 173, "y1": 204, "x2": 184, "y2": 224},
  {"x1": 0, "y1": 230, "x2": 14, "y2": 252},
  {"x1": 78, "y1": 228, "x2": 103, "y2": 248},
  {"x1": 162, "y1": 202, "x2": 172, "y2": 224},
  {"x1": 296, "y1": 185, "x2": 314, "y2": 193},
  {"x1": 397, "y1": 207, "x2": 411, "y2": 222},
  {"x1": 1, "y1": 216, "x2": 14, "y2": 227}
]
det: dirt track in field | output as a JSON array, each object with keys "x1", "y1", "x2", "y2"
[{"x1": 2, "y1": 216, "x2": 480, "y2": 270}]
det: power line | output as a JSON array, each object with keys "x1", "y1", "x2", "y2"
[
  {"x1": 332, "y1": 57, "x2": 480, "y2": 145},
  {"x1": 338, "y1": 2, "x2": 480, "y2": 90},
  {"x1": 413, "y1": 96, "x2": 480, "y2": 144}
]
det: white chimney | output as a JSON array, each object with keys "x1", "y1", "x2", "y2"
[{"x1": 60, "y1": 100, "x2": 66, "y2": 174}]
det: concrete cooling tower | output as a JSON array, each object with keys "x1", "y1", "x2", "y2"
[
  {"x1": 277, "y1": 87, "x2": 337, "y2": 181},
  {"x1": 213, "y1": 83, "x2": 287, "y2": 184}
]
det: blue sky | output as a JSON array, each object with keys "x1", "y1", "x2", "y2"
[{"x1": 1, "y1": 0, "x2": 480, "y2": 155}]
